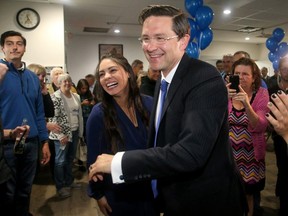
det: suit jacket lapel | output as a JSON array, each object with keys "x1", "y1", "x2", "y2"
[
  {"x1": 161, "y1": 54, "x2": 190, "y2": 120},
  {"x1": 147, "y1": 54, "x2": 190, "y2": 147},
  {"x1": 161, "y1": 77, "x2": 181, "y2": 118}
]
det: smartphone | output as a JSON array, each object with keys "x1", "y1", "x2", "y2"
[
  {"x1": 229, "y1": 75, "x2": 240, "y2": 93},
  {"x1": 14, "y1": 129, "x2": 27, "y2": 155}
]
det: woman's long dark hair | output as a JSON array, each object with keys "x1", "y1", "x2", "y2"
[
  {"x1": 76, "y1": 78, "x2": 93, "y2": 99},
  {"x1": 95, "y1": 53, "x2": 150, "y2": 153}
]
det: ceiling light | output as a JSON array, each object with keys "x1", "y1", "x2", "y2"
[
  {"x1": 245, "y1": 37, "x2": 250, "y2": 41},
  {"x1": 223, "y1": 9, "x2": 231, "y2": 15},
  {"x1": 114, "y1": 29, "x2": 120, "y2": 33}
]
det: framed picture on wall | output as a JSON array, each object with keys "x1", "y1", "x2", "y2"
[{"x1": 99, "y1": 44, "x2": 123, "y2": 60}]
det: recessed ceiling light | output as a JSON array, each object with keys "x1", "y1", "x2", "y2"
[
  {"x1": 223, "y1": 9, "x2": 231, "y2": 15},
  {"x1": 114, "y1": 29, "x2": 120, "y2": 33},
  {"x1": 245, "y1": 37, "x2": 250, "y2": 40}
]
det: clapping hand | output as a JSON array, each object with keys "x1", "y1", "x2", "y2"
[{"x1": 266, "y1": 91, "x2": 288, "y2": 143}]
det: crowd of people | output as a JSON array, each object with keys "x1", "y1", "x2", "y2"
[{"x1": 0, "y1": 4, "x2": 288, "y2": 216}]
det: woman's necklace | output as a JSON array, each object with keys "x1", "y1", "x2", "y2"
[{"x1": 122, "y1": 106, "x2": 138, "y2": 127}]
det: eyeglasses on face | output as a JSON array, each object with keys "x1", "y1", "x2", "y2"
[{"x1": 138, "y1": 35, "x2": 178, "y2": 45}]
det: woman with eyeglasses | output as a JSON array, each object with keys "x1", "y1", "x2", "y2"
[{"x1": 267, "y1": 56, "x2": 288, "y2": 216}]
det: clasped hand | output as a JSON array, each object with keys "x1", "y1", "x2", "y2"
[{"x1": 88, "y1": 154, "x2": 114, "y2": 182}]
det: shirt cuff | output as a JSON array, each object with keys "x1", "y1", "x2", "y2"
[{"x1": 111, "y1": 151, "x2": 125, "y2": 184}]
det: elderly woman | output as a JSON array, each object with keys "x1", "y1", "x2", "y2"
[
  {"x1": 227, "y1": 57, "x2": 269, "y2": 216},
  {"x1": 86, "y1": 54, "x2": 156, "y2": 216},
  {"x1": 48, "y1": 73, "x2": 83, "y2": 198},
  {"x1": 267, "y1": 56, "x2": 288, "y2": 216},
  {"x1": 47, "y1": 67, "x2": 77, "y2": 94}
]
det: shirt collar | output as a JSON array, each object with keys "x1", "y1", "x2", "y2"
[{"x1": 160, "y1": 60, "x2": 180, "y2": 84}]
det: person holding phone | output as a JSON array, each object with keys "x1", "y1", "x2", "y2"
[
  {"x1": 229, "y1": 75, "x2": 240, "y2": 92},
  {"x1": 76, "y1": 79, "x2": 94, "y2": 171},
  {"x1": 227, "y1": 57, "x2": 269, "y2": 216}
]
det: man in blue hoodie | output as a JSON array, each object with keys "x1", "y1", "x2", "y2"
[{"x1": 0, "y1": 30, "x2": 50, "y2": 216}]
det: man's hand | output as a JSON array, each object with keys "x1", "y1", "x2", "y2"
[
  {"x1": 0, "y1": 63, "x2": 8, "y2": 83},
  {"x1": 88, "y1": 154, "x2": 114, "y2": 182},
  {"x1": 41, "y1": 142, "x2": 51, "y2": 165}
]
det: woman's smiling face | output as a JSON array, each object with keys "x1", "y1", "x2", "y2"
[{"x1": 98, "y1": 58, "x2": 130, "y2": 97}]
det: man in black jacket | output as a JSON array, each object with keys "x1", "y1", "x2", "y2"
[
  {"x1": 140, "y1": 67, "x2": 161, "y2": 97},
  {"x1": 89, "y1": 5, "x2": 246, "y2": 216}
]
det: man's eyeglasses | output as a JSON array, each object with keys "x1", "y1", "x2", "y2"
[{"x1": 138, "y1": 35, "x2": 178, "y2": 45}]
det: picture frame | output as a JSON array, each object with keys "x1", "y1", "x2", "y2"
[{"x1": 99, "y1": 44, "x2": 123, "y2": 60}]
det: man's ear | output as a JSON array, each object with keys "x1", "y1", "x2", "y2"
[{"x1": 180, "y1": 34, "x2": 190, "y2": 51}]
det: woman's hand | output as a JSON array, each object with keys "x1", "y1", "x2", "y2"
[
  {"x1": 97, "y1": 196, "x2": 112, "y2": 216},
  {"x1": 266, "y1": 91, "x2": 288, "y2": 143},
  {"x1": 82, "y1": 99, "x2": 91, "y2": 105},
  {"x1": 226, "y1": 83, "x2": 237, "y2": 99},
  {"x1": 231, "y1": 85, "x2": 250, "y2": 107},
  {"x1": 46, "y1": 122, "x2": 61, "y2": 133},
  {"x1": 60, "y1": 135, "x2": 69, "y2": 145}
]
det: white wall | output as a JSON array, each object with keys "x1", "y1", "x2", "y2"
[
  {"x1": 1, "y1": 1, "x2": 273, "y2": 84},
  {"x1": 65, "y1": 35, "x2": 147, "y2": 83},
  {"x1": 66, "y1": 35, "x2": 273, "y2": 83},
  {"x1": 0, "y1": 1, "x2": 65, "y2": 69}
]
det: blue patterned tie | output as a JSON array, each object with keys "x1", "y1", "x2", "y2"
[{"x1": 152, "y1": 79, "x2": 169, "y2": 198}]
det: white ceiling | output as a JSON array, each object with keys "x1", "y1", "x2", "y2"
[{"x1": 11, "y1": 0, "x2": 288, "y2": 44}]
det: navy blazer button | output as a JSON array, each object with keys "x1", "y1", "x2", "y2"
[{"x1": 119, "y1": 175, "x2": 124, "y2": 180}]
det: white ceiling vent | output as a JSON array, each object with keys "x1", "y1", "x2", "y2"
[{"x1": 237, "y1": 26, "x2": 262, "y2": 33}]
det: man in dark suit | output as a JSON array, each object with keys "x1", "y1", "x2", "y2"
[{"x1": 89, "y1": 5, "x2": 246, "y2": 216}]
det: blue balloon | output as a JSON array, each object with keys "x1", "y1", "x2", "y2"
[
  {"x1": 266, "y1": 37, "x2": 278, "y2": 52},
  {"x1": 278, "y1": 42, "x2": 288, "y2": 57},
  {"x1": 185, "y1": 0, "x2": 203, "y2": 17},
  {"x1": 200, "y1": 27, "x2": 213, "y2": 50},
  {"x1": 195, "y1": 6, "x2": 214, "y2": 30},
  {"x1": 188, "y1": 18, "x2": 199, "y2": 41},
  {"x1": 186, "y1": 41, "x2": 200, "y2": 59},
  {"x1": 268, "y1": 52, "x2": 279, "y2": 62},
  {"x1": 273, "y1": 59, "x2": 280, "y2": 71},
  {"x1": 273, "y1": 28, "x2": 285, "y2": 42}
]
